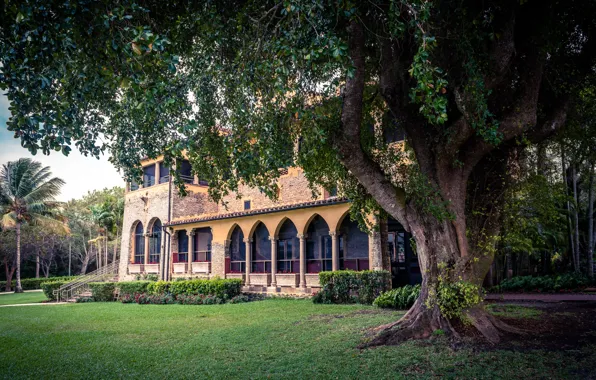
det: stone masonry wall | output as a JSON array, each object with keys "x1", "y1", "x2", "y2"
[
  {"x1": 172, "y1": 188, "x2": 218, "y2": 219},
  {"x1": 220, "y1": 168, "x2": 320, "y2": 213},
  {"x1": 119, "y1": 184, "x2": 171, "y2": 280}
]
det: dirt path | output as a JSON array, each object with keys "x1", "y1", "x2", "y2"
[{"x1": 486, "y1": 293, "x2": 596, "y2": 302}]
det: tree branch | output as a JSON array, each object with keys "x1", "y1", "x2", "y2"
[{"x1": 335, "y1": 21, "x2": 410, "y2": 230}]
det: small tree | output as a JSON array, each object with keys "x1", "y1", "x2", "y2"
[{"x1": 0, "y1": 159, "x2": 65, "y2": 292}]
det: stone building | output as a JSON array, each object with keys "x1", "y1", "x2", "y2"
[{"x1": 119, "y1": 158, "x2": 420, "y2": 292}]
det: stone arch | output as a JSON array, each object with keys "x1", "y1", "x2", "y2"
[
  {"x1": 247, "y1": 219, "x2": 266, "y2": 238},
  {"x1": 146, "y1": 216, "x2": 162, "y2": 235},
  {"x1": 302, "y1": 212, "x2": 330, "y2": 236},
  {"x1": 274, "y1": 216, "x2": 297, "y2": 238},
  {"x1": 334, "y1": 209, "x2": 351, "y2": 234},
  {"x1": 225, "y1": 222, "x2": 243, "y2": 241},
  {"x1": 338, "y1": 213, "x2": 369, "y2": 271}
]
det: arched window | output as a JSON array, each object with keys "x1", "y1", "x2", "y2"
[
  {"x1": 229, "y1": 226, "x2": 245, "y2": 273},
  {"x1": 149, "y1": 220, "x2": 162, "y2": 263},
  {"x1": 306, "y1": 215, "x2": 332, "y2": 273},
  {"x1": 134, "y1": 222, "x2": 144, "y2": 264},
  {"x1": 277, "y1": 219, "x2": 298, "y2": 273},
  {"x1": 339, "y1": 217, "x2": 369, "y2": 271},
  {"x1": 251, "y1": 223, "x2": 271, "y2": 273},
  {"x1": 193, "y1": 227, "x2": 212, "y2": 262}
]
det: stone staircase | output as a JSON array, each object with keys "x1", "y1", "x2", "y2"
[{"x1": 54, "y1": 260, "x2": 119, "y2": 302}]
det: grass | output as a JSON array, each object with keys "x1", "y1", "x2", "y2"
[
  {"x1": 486, "y1": 304, "x2": 543, "y2": 319},
  {"x1": 0, "y1": 291, "x2": 47, "y2": 306},
  {"x1": 0, "y1": 299, "x2": 593, "y2": 379}
]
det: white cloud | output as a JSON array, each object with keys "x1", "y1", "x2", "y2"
[{"x1": 0, "y1": 94, "x2": 124, "y2": 201}]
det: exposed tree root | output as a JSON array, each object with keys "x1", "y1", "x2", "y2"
[{"x1": 362, "y1": 301, "x2": 525, "y2": 348}]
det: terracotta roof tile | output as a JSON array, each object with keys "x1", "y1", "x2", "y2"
[{"x1": 164, "y1": 197, "x2": 348, "y2": 227}]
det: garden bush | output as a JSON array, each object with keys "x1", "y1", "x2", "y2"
[
  {"x1": 495, "y1": 273, "x2": 590, "y2": 293},
  {"x1": 373, "y1": 284, "x2": 421, "y2": 309},
  {"x1": 40, "y1": 280, "x2": 68, "y2": 301},
  {"x1": 89, "y1": 282, "x2": 116, "y2": 302},
  {"x1": 1, "y1": 276, "x2": 77, "y2": 291},
  {"x1": 314, "y1": 270, "x2": 391, "y2": 304},
  {"x1": 117, "y1": 281, "x2": 152, "y2": 297},
  {"x1": 160, "y1": 278, "x2": 242, "y2": 299}
]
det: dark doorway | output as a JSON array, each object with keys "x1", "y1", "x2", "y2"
[{"x1": 387, "y1": 217, "x2": 421, "y2": 287}]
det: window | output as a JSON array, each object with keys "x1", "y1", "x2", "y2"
[
  {"x1": 134, "y1": 222, "x2": 144, "y2": 264},
  {"x1": 143, "y1": 164, "x2": 156, "y2": 187},
  {"x1": 193, "y1": 228, "x2": 212, "y2": 262},
  {"x1": 244, "y1": 200, "x2": 251, "y2": 210},
  {"x1": 229, "y1": 226, "x2": 245, "y2": 272},
  {"x1": 130, "y1": 180, "x2": 140, "y2": 191},
  {"x1": 178, "y1": 160, "x2": 193, "y2": 184},
  {"x1": 149, "y1": 220, "x2": 162, "y2": 263},
  {"x1": 159, "y1": 162, "x2": 170, "y2": 184},
  {"x1": 177, "y1": 230, "x2": 189, "y2": 263}
]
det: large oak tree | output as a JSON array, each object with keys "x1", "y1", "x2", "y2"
[{"x1": 1, "y1": 0, "x2": 594, "y2": 343}]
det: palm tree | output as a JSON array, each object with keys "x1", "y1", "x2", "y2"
[{"x1": 0, "y1": 158, "x2": 65, "y2": 293}]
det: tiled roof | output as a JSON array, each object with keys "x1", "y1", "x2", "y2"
[{"x1": 164, "y1": 197, "x2": 349, "y2": 227}]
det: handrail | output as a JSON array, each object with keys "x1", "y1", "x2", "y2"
[{"x1": 54, "y1": 260, "x2": 119, "y2": 302}]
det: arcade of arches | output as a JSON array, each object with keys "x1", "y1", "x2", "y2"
[{"x1": 126, "y1": 202, "x2": 420, "y2": 289}]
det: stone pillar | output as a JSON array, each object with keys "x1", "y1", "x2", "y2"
[
  {"x1": 298, "y1": 234, "x2": 306, "y2": 288},
  {"x1": 155, "y1": 162, "x2": 161, "y2": 185},
  {"x1": 330, "y1": 231, "x2": 339, "y2": 271},
  {"x1": 244, "y1": 238, "x2": 253, "y2": 286},
  {"x1": 143, "y1": 232, "x2": 150, "y2": 267},
  {"x1": 194, "y1": 174, "x2": 199, "y2": 185},
  {"x1": 368, "y1": 230, "x2": 383, "y2": 271},
  {"x1": 210, "y1": 238, "x2": 227, "y2": 278},
  {"x1": 159, "y1": 227, "x2": 166, "y2": 280},
  {"x1": 270, "y1": 236, "x2": 278, "y2": 287},
  {"x1": 188, "y1": 229, "x2": 195, "y2": 274}
]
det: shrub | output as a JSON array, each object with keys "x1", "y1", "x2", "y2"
[
  {"x1": 167, "y1": 278, "x2": 242, "y2": 299},
  {"x1": 117, "y1": 281, "x2": 152, "y2": 298},
  {"x1": 436, "y1": 281, "x2": 484, "y2": 320},
  {"x1": 89, "y1": 282, "x2": 116, "y2": 302},
  {"x1": 147, "y1": 280, "x2": 170, "y2": 295},
  {"x1": 374, "y1": 284, "x2": 421, "y2": 309},
  {"x1": 495, "y1": 273, "x2": 590, "y2": 293},
  {"x1": 40, "y1": 280, "x2": 68, "y2": 301},
  {"x1": 314, "y1": 270, "x2": 391, "y2": 304},
  {"x1": 1, "y1": 276, "x2": 77, "y2": 292},
  {"x1": 75, "y1": 296, "x2": 94, "y2": 303}
]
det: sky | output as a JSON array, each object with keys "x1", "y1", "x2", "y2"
[{"x1": 0, "y1": 94, "x2": 124, "y2": 202}]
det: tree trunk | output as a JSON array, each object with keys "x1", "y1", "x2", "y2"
[
  {"x1": 113, "y1": 228, "x2": 119, "y2": 263},
  {"x1": 15, "y1": 222, "x2": 23, "y2": 293},
  {"x1": 572, "y1": 165, "x2": 581, "y2": 273},
  {"x1": 80, "y1": 238, "x2": 90, "y2": 275},
  {"x1": 35, "y1": 252, "x2": 40, "y2": 278},
  {"x1": 4, "y1": 259, "x2": 15, "y2": 292},
  {"x1": 588, "y1": 161, "x2": 594, "y2": 279},
  {"x1": 562, "y1": 148, "x2": 577, "y2": 272}
]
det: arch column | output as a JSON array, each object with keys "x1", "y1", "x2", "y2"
[
  {"x1": 155, "y1": 162, "x2": 161, "y2": 185},
  {"x1": 143, "y1": 232, "x2": 150, "y2": 267},
  {"x1": 269, "y1": 236, "x2": 278, "y2": 287},
  {"x1": 298, "y1": 234, "x2": 306, "y2": 288},
  {"x1": 159, "y1": 226, "x2": 166, "y2": 279},
  {"x1": 188, "y1": 228, "x2": 195, "y2": 274},
  {"x1": 330, "y1": 231, "x2": 339, "y2": 271},
  {"x1": 244, "y1": 238, "x2": 253, "y2": 286}
]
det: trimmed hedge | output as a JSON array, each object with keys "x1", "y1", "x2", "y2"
[
  {"x1": 373, "y1": 284, "x2": 421, "y2": 309},
  {"x1": 89, "y1": 282, "x2": 116, "y2": 302},
  {"x1": 122, "y1": 292, "x2": 257, "y2": 305},
  {"x1": 314, "y1": 270, "x2": 391, "y2": 304},
  {"x1": 146, "y1": 278, "x2": 242, "y2": 300},
  {"x1": 494, "y1": 273, "x2": 590, "y2": 293},
  {"x1": 1, "y1": 276, "x2": 77, "y2": 292},
  {"x1": 40, "y1": 280, "x2": 68, "y2": 301},
  {"x1": 116, "y1": 281, "x2": 152, "y2": 297}
]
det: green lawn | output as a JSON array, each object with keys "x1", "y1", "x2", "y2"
[
  {"x1": 0, "y1": 291, "x2": 47, "y2": 306},
  {"x1": 0, "y1": 299, "x2": 592, "y2": 379}
]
